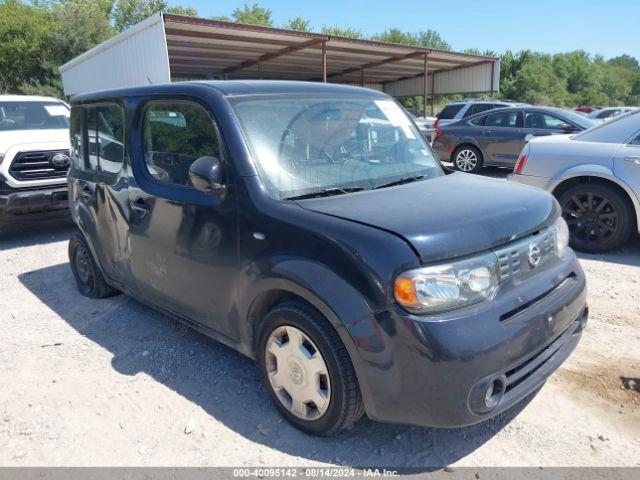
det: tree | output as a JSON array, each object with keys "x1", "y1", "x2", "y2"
[
  {"x1": 321, "y1": 25, "x2": 362, "y2": 38},
  {"x1": 231, "y1": 3, "x2": 272, "y2": 26},
  {"x1": 112, "y1": 0, "x2": 197, "y2": 32},
  {"x1": 0, "y1": 0, "x2": 54, "y2": 93},
  {"x1": 282, "y1": 16, "x2": 310, "y2": 32},
  {"x1": 371, "y1": 28, "x2": 417, "y2": 45},
  {"x1": 501, "y1": 54, "x2": 568, "y2": 106},
  {"x1": 415, "y1": 29, "x2": 450, "y2": 50},
  {"x1": 608, "y1": 54, "x2": 640, "y2": 72}
]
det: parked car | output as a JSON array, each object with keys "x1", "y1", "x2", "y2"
[
  {"x1": 433, "y1": 106, "x2": 597, "y2": 172},
  {"x1": 0, "y1": 95, "x2": 71, "y2": 222},
  {"x1": 434, "y1": 98, "x2": 522, "y2": 130},
  {"x1": 587, "y1": 106, "x2": 639, "y2": 123},
  {"x1": 404, "y1": 107, "x2": 437, "y2": 142},
  {"x1": 509, "y1": 110, "x2": 640, "y2": 252},
  {"x1": 574, "y1": 106, "x2": 601, "y2": 114},
  {"x1": 68, "y1": 81, "x2": 587, "y2": 435}
]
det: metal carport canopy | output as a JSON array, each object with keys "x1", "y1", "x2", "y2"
[
  {"x1": 163, "y1": 14, "x2": 499, "y2": 100},
  {"x1": 59, "y1": 12, "x2": 500, "y2": 112}
]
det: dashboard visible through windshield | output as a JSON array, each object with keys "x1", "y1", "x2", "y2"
[{"x1": 230, "y1": 94, "x2": 442, "y2": 200}]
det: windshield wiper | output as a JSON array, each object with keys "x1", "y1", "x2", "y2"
[
  {"x1": 374, "y1": 175, "x2": 425, "y2": 190},
  {"x1": 284, "y1": 187, "x2": 364, "y2": 200}
]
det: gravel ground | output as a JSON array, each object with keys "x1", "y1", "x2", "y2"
[{"x1": 0, "y1": 213, "x2": 639, "y2": 469}]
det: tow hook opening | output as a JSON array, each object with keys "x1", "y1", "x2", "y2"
[
  {"x1": 470, "y1": 374, "x2": 507, "y2": 414},
  {"x1": 484, "y1": 377, "x2": 506, "y2": 410}
]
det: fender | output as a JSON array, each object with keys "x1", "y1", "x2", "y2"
[
  {"x1": 239, "y1": 257, "x2": 377, "y2": 334},
  {"x1": 238, "y1": 257, "x2": 381, "y2": 407},
  {"x1": 550, "y1": 165, "x2": 640, "y2": 231}
]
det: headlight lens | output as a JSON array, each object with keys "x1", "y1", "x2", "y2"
[
  {"x1": 554, "y1": 217, "x2": 570, "y2": 259},
  {"x1": 0, "y1": 153, "x2": 5, "y2": 165},
  {"x1": 394, "y1": 252, "x2": 499, "y2": 314}
]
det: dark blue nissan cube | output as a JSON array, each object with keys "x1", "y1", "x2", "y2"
[{"x1": 67, "y1": 81, "x2": 587, "y2": 435}]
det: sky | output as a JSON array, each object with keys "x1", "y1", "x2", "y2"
[{"x1": 167, "y1": 0, "x2": 638, "y2": 59}]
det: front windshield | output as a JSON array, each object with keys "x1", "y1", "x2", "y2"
[
  {"x1": 0, "y1": 101, "x2": 70, "y2": 131},
  {"x1": 230, "y1": 95, "x2": 442, "y2": 200}
]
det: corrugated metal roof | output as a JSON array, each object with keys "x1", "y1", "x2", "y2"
[
  {"x1": 162, "y1": 13, "x2": 498, "y2": 88},
  {"x1": 60, "y1": 12, "x2": 499, "y2": 98}
]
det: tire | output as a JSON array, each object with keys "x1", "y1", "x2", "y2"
[
  {"x1": 453, "y1": 145, "x2": 483, "y2": 173},
  {"x1": 68, "y1": 231, "x2": 119, "y2": 298},
  {"x1": 257, "y1": 301, "x2": 364, "y2": 436},
  {"x1": 558, "y1": 183, "x2": 634, "y2": 253}
]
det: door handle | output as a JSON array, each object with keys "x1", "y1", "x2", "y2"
[
  {"x1": 625, "y1": 156, "x2": 640, "y2": 165},
  {"x1": 80, "y1": 184, "x2": 93, "y2": 200},
  {"x1": 129, "y1": 197, "x2": 150, "y2": 218},
  {"x1": 482, "y1": 130, "x2": 493, "y2": 135}
]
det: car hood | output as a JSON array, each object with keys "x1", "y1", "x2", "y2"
[
  {"x1": 297, "y1": 173, "x2": 558, "y2": 263},
  {"x1": 0, "y1": 129, "x2": 69, "y2": 153}
]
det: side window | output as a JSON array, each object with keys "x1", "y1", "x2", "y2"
[
  {"x1": 142, "y1": 101, "x2": 220, "y2": 187},
  {"x1": 97, "y1": 105, "x2": 125, "y2": 174},
  {"x1": 70, "y1": 107, "x2": 84, "y2": 169},
  {"x1": 465, "y1": 104, "x2": 494, "y2": 117},
  {"x1": 630, "y1": 134, "x2": 640, "y2": 146},
  {"x1": 84, "y1": 104, "x2": 124, "y2": 173},
  {"x1": 524, "y1": 112, "x2": 569, "y2": 130},
  {"x1": 485, "y1": 111, "x2": 518, "y2": 128},
  {"x1": 470, "y1": 115, "x2": 486, "y2": 126}
]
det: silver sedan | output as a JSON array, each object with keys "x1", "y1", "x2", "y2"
[{"x1": 509, "y1": 110, "x2": 640, "y2": 252}]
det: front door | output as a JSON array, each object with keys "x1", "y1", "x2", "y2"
[{"x1": 126, "y1": 98, "x2": 240, "y2": 340}]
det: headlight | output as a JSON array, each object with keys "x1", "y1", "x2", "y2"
[
  {"x1": 394, "y1": 252, "x2": 499, "y2": 315},
  {"x1": 554, "y1": 216, "x2": 570, "y2": 259},
  {"x1": 0, "y1": 153, "x2": 4, "y2": 165}
]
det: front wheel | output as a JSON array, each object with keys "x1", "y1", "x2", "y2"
[
  {"x1": 558, "y1": 183, "x2": 633, "y2": 253},
  {"x1": 453, "y1": 145, "x2": 483, "y2": 173},
  {"x1": 257, "y1": 301, "x2": 364, "y2": 436}
]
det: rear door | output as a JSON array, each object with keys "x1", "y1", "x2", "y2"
[
  {"x1": 477, "y1": 109, "x2": 524, "y2": 167},
  {"x1": 69, "y1": 102, "x2": 128, "y2": 283},
  {"x1": 126, "y1": 97, "x2": 240, "y2": 340}
]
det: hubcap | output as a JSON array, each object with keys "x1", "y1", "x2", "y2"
[
  {"x1": 74, "y1": 246, "x2": 92, "y2": 284},
  {"x1": 562, "y1": 192, "x2": 619, "y2": 245},
  {"x1": 456, "y1": 149, "x2": 478, "y2": 171},
  {"x1": 265, "y1": 325, "x2": 331, "y2": 421}
]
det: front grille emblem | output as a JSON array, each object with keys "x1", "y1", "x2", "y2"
[
  {"x1": 50, "y1": 153, "x2": 71, "y2": 167},
  {"x1": 528, "y1": 243, "x2": 541, "y2": 267}
]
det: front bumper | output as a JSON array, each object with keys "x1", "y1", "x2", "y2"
[
  {"x1": 0, "y1": 184, "x2": 69, "y2": 222},
  {"x1": 345, "y1": 251, "x2": 587, "y2": 428}
]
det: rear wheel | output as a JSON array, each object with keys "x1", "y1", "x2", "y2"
[
  {"x1": 257, "y1": 301, "x2": 364, "y2": 436},
  {"x1": 558, "y1": 183, "x2": 633, "y2": 253},
  {"x1": 68, "y1": 232, "x2": 119, "y2": 298},
  {"x1": 453, "y1": 145, "x2": 483, "y2": 173}
]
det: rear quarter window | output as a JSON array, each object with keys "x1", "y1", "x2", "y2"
[{"x1": 438, "y1": 104, "x2": 465, "y2": 119}]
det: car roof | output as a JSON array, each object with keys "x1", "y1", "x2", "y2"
[
  {"x1": 71, "y1": 80, "x2": 389, "y2": 103},
  {"x1": 0, "y1": 95, "x2": 65, "y2": 103},
  {"x1": 449, "y1": 98, "x2": 515, "y2": 104}
]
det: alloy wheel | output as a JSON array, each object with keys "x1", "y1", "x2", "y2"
[
  {"x1": 264, "y1": 325, "x2": 331, "y2": 421},
  {"x1": 455, "y1": 149, "x2": 478, "y2": 171},
  {"x1": 562, "y1": 192, "x2": 619, "y2": 245}
]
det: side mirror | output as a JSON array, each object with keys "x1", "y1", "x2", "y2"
[
  {"x1": 189, "y1": 156, "x2": 226, "y2": 195},
  {"x1": 559, "y1": 124, "x2": 577, "y2": 133}
]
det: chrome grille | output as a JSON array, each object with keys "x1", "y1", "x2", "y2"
[
  {"x1": 9, "y1": 150, "x2": 70, "y2": 181},
  {"x1": 495, "y1": 229, "x2": 556, "y2": 282}
]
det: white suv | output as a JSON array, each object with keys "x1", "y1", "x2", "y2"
[{"x1": 0, "y1": 95, "x2": 71, "y2": 222}]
